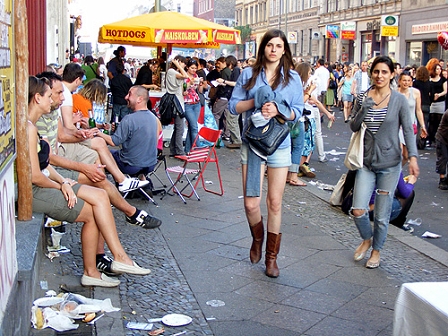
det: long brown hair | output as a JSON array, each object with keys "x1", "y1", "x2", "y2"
[
  {"x1": 415, "y1": 66, "x2": 430, "y2": 82},
  {"x1": 295, "y1": 63, "x2": 312, "y2": 85},
  {"x1": 78, "y1": 79, "x2": 107, "y2": 103},
  {"x1": 244, "y1": 29, "x2": 294, "y2": 91}
]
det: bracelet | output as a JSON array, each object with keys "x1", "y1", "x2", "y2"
[{"x1": 62, "y1": 181, "x2": 70, "y2": 185}]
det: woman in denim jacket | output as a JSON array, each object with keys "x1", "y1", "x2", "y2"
[
  {"x1": 229, "y1": 29, "x2": 303, "y2": 278},
  {"x1": 349, "y1": 56, "x2": 419, "y2": 269}
]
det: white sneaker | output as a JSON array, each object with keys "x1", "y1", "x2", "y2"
[{"x1": 118, "y1": 177, "x2": 149, "y2": 192}]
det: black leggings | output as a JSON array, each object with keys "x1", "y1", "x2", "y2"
[{"x1": 428, "y1": 113, "x2": 443, "y2": 144}]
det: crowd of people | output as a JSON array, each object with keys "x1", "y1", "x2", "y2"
[{"x1": 36, "y1": 38, "x2": 448, "y2": 283}]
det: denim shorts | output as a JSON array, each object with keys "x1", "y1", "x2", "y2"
[
  {"x1": 342, "y1": 94, "x2": 354, "y2": 102},
  {"x1": 240, "y1": 143, "x2": 291, "y2": 168}
]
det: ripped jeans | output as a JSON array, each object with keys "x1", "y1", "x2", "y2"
[{"x1": 351, "y1": 163, "x2": 401, "y2": 251}]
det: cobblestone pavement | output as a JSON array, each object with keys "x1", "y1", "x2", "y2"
[{"x1": 33, "y1": 146, "x2": 448, "y2": 336}]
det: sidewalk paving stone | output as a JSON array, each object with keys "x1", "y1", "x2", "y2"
[{"x1": 33, "y1": 147, "x2": 448, "y2": 336}]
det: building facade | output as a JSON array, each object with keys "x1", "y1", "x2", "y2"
[
  {"x1": 399, "y1": 1, "x2": 448, "y2": 66},
  {"x1": 236, "y1": 0, "x2": 448, "y2": 65},
  {"x1": 235, "y1": 0, "x2": 320, "y2": 62}
]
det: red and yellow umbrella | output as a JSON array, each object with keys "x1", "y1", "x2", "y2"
[{"x1": 98, "y1": 11, "x2": 241, "y2": 49}]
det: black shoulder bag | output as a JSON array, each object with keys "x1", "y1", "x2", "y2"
[{"x1": 245, "y1": 116, "x2": 289, "y2": 156}]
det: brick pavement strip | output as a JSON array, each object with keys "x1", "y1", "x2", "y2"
[{"x1": 282, "y1": 187, "x2": 448, "y2": 283}]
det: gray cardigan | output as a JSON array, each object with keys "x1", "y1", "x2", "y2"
[{"x1": 350, "y1": 89, "x2": 418, "y2": 170}]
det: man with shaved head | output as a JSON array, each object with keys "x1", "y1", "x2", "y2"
[{"x1": 96, "y1": 85, "x2": 161, "y2": 176}]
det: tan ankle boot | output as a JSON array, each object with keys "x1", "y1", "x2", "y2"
[
  {"x1": 249, "y1": 218, "x2": 264, "y2": 264},
  {"x1": 265, "y1": 232, "x2": 282, "y2": 278}
]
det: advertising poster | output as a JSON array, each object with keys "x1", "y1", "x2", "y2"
[
  {"x1": 0, "y1": 0, "x2": 17, "y2": 325},
  {"x1": 0, "y1": 0, "x2": 15, "y2": 178},
  {"x1": 326, "y1": 25, "x2": 340, "y2": 39},
  {"x1": 245, "y1": 41, "x2": 256, "y2": 59}
]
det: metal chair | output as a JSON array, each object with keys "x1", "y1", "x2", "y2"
[
  {"x1": 162, "y1": 127, "x2": 224, "y2": 203},
  {"x1": 146, "y1": 152, "x2": 167, "y2": 193}
]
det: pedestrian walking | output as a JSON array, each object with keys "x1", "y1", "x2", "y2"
[
  {"x1": 350, "y1": 56, "x2": 419, "y2": 269},
  {"x1": 229, "y1": 29, "x2": 304, "y2": 278}
]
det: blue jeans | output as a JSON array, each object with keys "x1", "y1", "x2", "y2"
[
  {"x1": 111, "y1": 150, "x2": 155, "y2": 175},
  {"x1": 170, "y1": 114, "x2": 185, "y2": 156},
  {"x1": 289, "y1": 121, "x2": 305, "y2": 173},
  {"x1": 351, "y1": 163, "x2": 401, "y2": 251},
  {"x1": 184, "y1": 103, "x2": 201, "y2": 153},
  {"x1": 112, "y1": 104, "x2": 132, "y2": 122},
  {"x1": 389, "y1": 197, "x2": 402, "y2": 221}
]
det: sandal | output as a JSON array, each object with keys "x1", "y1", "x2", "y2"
[{"x1": 289, "y1": 179, "x2": 306, "y2": 186}]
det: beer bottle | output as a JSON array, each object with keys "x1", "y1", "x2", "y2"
[{"x1": 88, "y1": 110, "x2": 96, "y2": 129}]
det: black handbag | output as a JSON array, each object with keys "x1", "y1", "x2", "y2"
[{"x1": 245, "y1": 116, "x2": 289, "y2": 156}]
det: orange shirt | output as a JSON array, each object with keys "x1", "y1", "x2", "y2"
[{"x1": 72, "y1": 94, "x2": 92, "y2": 118}]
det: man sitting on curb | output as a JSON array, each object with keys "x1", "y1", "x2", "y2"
[
  {"x1": 96, "y1": 85, "x2": 160, "y2": 178},
  {"x1": 57, "y1": 63, "x2": 145, "y2": 193},
  {"x1": 36, "y1": 72, "x2": 162, "y2": 275}
]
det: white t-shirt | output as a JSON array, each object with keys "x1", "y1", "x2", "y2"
[
  {"x1": 60, "y1": 83, "x2": 73, "y2": 122},
  {"x1": 99, "y1": 64, "x2": 109, "y2": 87},
  {"x1": 166, "y1": 68, "x2": 185, "y2": 110},
  {"x1": 314, "y1": 66, "x2": 330, "y2": 94},
  {"x1": 361, "y1": 72, "x2": 369, "y2": 92}
]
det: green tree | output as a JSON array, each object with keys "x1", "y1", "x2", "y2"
[{"x1": 235, "y1": 25, "x2": 252, "y2": 44}]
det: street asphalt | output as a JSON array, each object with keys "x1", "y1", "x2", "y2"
[{"x1": 31, "y1": 117, "x2": 448, "y2": 335}]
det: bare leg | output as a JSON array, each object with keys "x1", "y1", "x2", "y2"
[
  {"x1": 343, "y1": 101, "x2": 350, "y2": 121},
  {"x1": 266, "y1": 167, "x2": 288, "y2": 233},
  {"x1": 77, "y1": 173, "x2": 136, "y2": 217},
  {"x1": 75, "y1": 203, "x2": 101, "y2": 278},
  {"x1": 90, "y1": 137, "x2": 126, "y2": 183},
  {"x1": 401, "y1": 145, "x2": 409, "y2": 166},
  {"x1": 75, "y1": 185, "x2": 133, "y2": 267}
]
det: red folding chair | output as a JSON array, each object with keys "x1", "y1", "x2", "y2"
[{"x1": 162, "y1": 127, "x2": 224, "y2": 203}]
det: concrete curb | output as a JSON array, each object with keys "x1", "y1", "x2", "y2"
[{"x1": 304, "y1": 182, "x2": 448, "y2": 268}]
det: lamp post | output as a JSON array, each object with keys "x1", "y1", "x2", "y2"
[{"x1": 278, "y1": 0, "x2": 288, "y2": 32}]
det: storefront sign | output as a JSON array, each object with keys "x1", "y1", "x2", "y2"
[
  {"x1": 381, "y1": 15, "x2": 399, "y2": 37},
  {"x1": 381, "y1": 15, "x2": 398, "y2": 27},
  {"x1": 288, "y1": 31, "x2": 298, "y2": 44},
  {"x1": 155, "y1": 29, "x2": 209, "y2": 43},
  {"x1": 412, "y1": 22, "x2": 448, "y2": 35},
  {"x1": 341, "y1": 21, "x2": 356, "y2": 40},
  {"x1": 381, "y1": 26, "x2": 398, "y2": 36},
  {"x1": 213, "y1": 29, "x2": 241, "y2": 44},
  {"x1": 326, "y1": 25, "x2": 340, "y2": 39}
]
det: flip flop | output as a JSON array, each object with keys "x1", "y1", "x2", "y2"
[{"x1": 289, "y1": 179, "x2": 307, "y2": 186}]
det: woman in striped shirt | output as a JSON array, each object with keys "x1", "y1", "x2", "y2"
[{"x1": 349, "y1": 56, "x2": 419, "y2": 269}]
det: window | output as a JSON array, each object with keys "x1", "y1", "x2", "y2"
[
  {"x1": 300, "y1": 30, "x2": 304, "y2": 55},
  {"x1": 309, "y1": 28, "x2": 313, "y2": 55},
  {"x1": 361, "y1": 33, "x2": 372, "y2": 62}
]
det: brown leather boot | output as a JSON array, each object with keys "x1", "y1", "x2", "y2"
[
  {"x1": 249, "y1": 218, "x2": 264, "y2": 264},
  {"x1": 265, "y1": 232, "x2": 282, "y2": 278}
]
